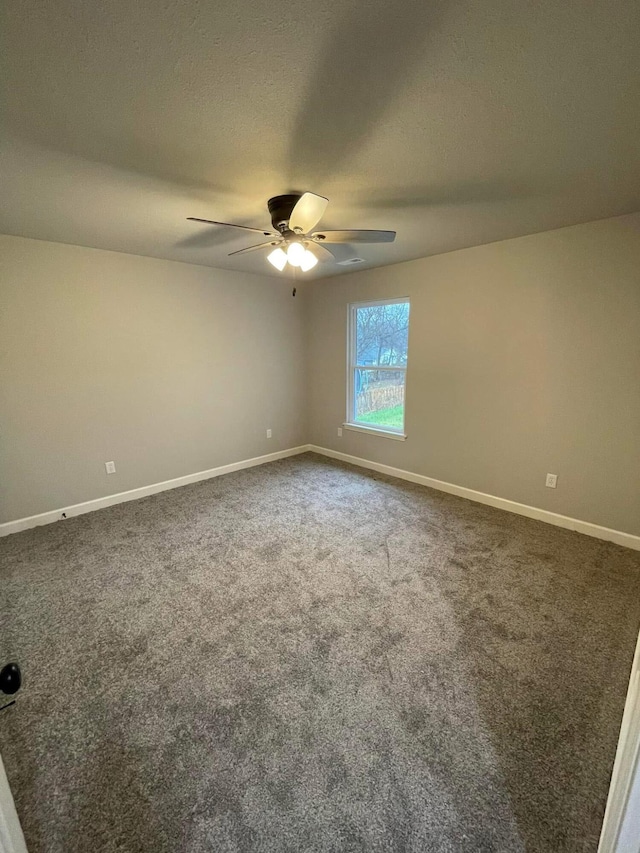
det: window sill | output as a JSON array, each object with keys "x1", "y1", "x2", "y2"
[{"x1": 343, "y1": 423, "x2": 407, "y2": 441}]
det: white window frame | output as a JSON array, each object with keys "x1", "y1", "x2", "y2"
[{"x1": 344, "y1": 297, "x2": 410, "y2": 440}]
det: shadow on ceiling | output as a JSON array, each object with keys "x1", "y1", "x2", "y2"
[
  {"x1": 357, "y1": 178, "x2": 536, "y2": 209},
  {"x1": 288, "y1": 0, "x2": 443, "y2": 186}
]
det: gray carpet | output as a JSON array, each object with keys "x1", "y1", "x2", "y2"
[{"x1": 1, "y1": 453, "x2": 639, "y2": 853}]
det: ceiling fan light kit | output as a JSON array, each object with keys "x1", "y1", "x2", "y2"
[
  {"x1": 187, "y1": 192, "x2": 396, "y2": 275},
  {"x1": 267, "y1": 241, "x2": 318, "y2": 272}
]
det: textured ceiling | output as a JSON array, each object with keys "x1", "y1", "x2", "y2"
[{"x1": 2, "y1": 0, "x2": 639, "y2": 278}]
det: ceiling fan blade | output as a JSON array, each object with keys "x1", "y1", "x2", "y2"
[
  {"x1": 187, "y1": 217, "x2": 275, "y2": 237},
  {"x1": 314, "y1": 243, "x2": 361, "y2": 263},
  {"x1": 228, "y1": 240, "x2": 281, "y2": 257},
  {"x1": 308, "y1": 243, "x2": 335, "y2": 263},
  {"x1": 289, "y1": 192, "x2": 329, "y2": 234},
  {"x1": 312, "y1": 229, "x2": 396, "y2": 244}
]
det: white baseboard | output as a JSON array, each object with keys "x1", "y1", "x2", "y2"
[
  {"x1": 3, "y1": 444, "x2": 639, "y2": 551},
  {"x1": 308, "y1": 445, "x2": 640, "y2": 551},
  {"x1": 0, "y1": 445, "x2": 310, "y2": 537}
]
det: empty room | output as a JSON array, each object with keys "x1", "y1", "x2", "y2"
[{"x1": 1, "y1": 0, "x2": 639, "y2": 851}]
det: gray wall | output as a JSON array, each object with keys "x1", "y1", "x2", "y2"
[
  {"x1": 3, "y1": 215, "x2": 639, "y2": 536},
  {"x1": 306, "y1": 214, "x2": 640, "y2": 537},
  {"x1": 0, "y1": 236, "x2": 307, "y2": 522}
]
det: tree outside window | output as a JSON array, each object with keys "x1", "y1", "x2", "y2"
[{"x1": 348, "y1": 299, "x2": 410, "y2": 434}]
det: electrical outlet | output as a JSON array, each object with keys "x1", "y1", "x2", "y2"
[
  {"x1": 545, "y1": 473, "x2": 558, "y2": 488},
  {"x1": 105, "y1": 461, "x2": 116, "y2": 474},
  {"x1": 337, "y1": 427, "x2": 343, "y2": 437},
  {"x1": 266, "y1": 429, "x2": 272, "y2": 439}
]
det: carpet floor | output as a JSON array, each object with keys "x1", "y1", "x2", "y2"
[{"x1": 1, "y1": 453, "x2": 639, "y2": 852}]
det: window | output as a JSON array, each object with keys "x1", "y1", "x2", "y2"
[{"x1": 346, "y1": 298, "x2": 410, "y2": 438}]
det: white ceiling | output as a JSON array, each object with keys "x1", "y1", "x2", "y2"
[{"x1": 2, "y1": 0, "x2": 639, "y2": 279}]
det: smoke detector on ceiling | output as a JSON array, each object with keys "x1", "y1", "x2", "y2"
[{"x1": 337, "y1": 257, "x2": 366, "y2": 266}]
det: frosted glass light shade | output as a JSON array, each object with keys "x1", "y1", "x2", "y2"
[
  {"x1": 287, "y1": 241, "x2": 305, "y2": 267},
  {"x1": 299, "y1": 249, "x2": 318, "y2": 272},
  {"x1": 267, "y1": 247, "x2": 288, "y2": 271}
]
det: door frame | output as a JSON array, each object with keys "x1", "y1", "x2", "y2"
[
  {"x1": 598, "y1": 628, "x2": 640, "y2": 853},
  {"x1": 0, "y1": 753, "x2": 27, "y2": 853}
]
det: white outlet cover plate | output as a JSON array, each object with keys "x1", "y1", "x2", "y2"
[{"x1": 546, "y1": 473, "x2": 558, "y2": 488}]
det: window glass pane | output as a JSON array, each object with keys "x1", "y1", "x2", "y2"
[
  {"x1": 355, "y1": 302, "x2": 410, "y2": 367},
  {"x1": 354, "y1": 369, "x2": 405, "y2": 430}
]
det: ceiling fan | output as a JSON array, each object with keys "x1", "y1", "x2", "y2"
[{"x1": 187, "y1": 192, "x2": 396, "y2": 272}]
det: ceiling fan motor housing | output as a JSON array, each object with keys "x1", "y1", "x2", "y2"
[{"x1": 268, "y1": 194, "x2": 302, "y2": 233}]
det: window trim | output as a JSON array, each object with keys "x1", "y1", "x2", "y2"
[
  {"x1": 342, "y1": 422, "x2": 407, "y2": 441},
  {"x1": 346, "y1": 297, "x2": 410, "y2": 439}
]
